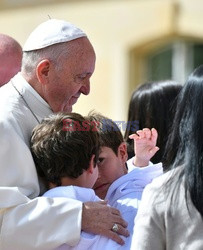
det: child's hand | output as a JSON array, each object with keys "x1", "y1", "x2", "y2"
[{"x1": 129, "y1": 128, "x2": 159, "y2": 167}]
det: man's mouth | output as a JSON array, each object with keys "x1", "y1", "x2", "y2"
[
  {"x1": 62, "y1": 95, "x2": 81, "y2": 112},
  {"x1": 72, "y1": 96, "x2": 78, "y2": 102},
  {"x1": 71, "y1": 95, "x2": 80, "y2": 104}
]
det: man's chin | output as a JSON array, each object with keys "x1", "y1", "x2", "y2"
[{"x1": 63, "y1": 105, "x2": 72, "y2": 113}]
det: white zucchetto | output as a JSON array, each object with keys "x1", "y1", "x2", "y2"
[{"x1": 23, "y1": 19, "x2": 87, "y2": 52}]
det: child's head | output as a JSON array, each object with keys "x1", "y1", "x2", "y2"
[
  {"x1": 88, "y1": 112, "x2": 128, "y2": 199},
  {"x1": 30, "y1": 112, "x2": 100, "y2": 188}
]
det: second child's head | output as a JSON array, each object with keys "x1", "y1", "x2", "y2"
[
  {"x1": 89, "y1": 113, "x2": 128, "y2": 199},
  {"x1": 30, "y1": 112, "x2": 100, "y2": 189}
]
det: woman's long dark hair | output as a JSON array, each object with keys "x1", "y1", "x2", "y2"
[
  {"x1": 164, "y1": 65, "x2": 203, "y2": 217},
  {"x1": 124, "y1": 80, "x2": 182, "y2": 164}
]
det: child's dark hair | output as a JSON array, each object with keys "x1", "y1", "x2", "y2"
[
  {"x1": 30, "y1": 112, "x2": 100, "y2": 186},
  {"x1": 87, "y1": 112, "x2": 124, "y2": 155}
]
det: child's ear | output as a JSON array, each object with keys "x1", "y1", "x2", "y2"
[
  {"x1": 118, "y1": 142, "x2": 128, "y2": 162},
  {"x1": 87, "y1": 155, "x2": 95, "y2": 174}
]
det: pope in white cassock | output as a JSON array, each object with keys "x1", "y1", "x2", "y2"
[{"x1": 0, "y1": 19, "x2": 129, "y2": 250}]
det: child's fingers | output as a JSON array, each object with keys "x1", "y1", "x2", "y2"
[
  {"x1": 151, "y1": 128, "x2": 158, "y2": 142},
  {"x1": 136, "y1": 130, "x2": 146, "y2": 139},
  {"x1": 143, "y1": 128, "x2": 151, "y2": 139},
  {"x1": 129, "y1": 130, "x2": 143, "y2": 139},
  {"x1": 129, "y1": 128, "x2": 158, "y2": 142},
  {"x1": 129, "y1": 133, "x2": 139, "y2": 140}
]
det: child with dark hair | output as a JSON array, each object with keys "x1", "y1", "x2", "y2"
[
  {"x1": 31, "y1": 112, "x2": 162, "y2": 250},
  {"x1": 31, "y1": 112, "x2": 100, "y2": 188},
  {"x1": 124, "y1": 80, "x2": 182, "y2": 164},
  {"x1": 31, "y1": 112, "x2": 122, "y2": 250},
  {"x1": 88, "y1": 112, "x2": 162, "y2": 249}
]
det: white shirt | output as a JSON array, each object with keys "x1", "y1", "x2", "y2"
[
  {"x1": 44, "y1": 186, "x2": 122, "y2": 250},
  {"x1": 106, "y1": 158, "x2": 163, "y2": 249},
  {"x1": 43, "y1": 159, "x2": 163, "y2": 250}
]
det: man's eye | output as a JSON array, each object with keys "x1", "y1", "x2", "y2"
[
  {"x1": 77, "y1": 74, "x2": 88, "y2": 80},
  {"x1": 78, "y1": 75, "x2": 86, "y2": 80},
  {"x1": 76, "y1": 73, "x2": 91, "y2": 82}
]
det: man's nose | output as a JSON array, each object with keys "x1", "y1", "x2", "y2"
[{"x1": 80, "y1": 81, "x2": 90, "y2": 95}]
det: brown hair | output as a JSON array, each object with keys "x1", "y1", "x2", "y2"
[{"x1": 30, "y1": 112, "x2": 100, "y2": 186}]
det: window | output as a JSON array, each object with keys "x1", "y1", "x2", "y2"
[
  {"x1": 147, "y1": 46, "x2": 172, "y2": 82},
  {"x1": 145, "y1": 41, "x2": 203, "y2": 84}
]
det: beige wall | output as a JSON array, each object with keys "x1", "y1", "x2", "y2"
[{"x1": 1, "y1": 0, "x2": 203, "y2": 124}]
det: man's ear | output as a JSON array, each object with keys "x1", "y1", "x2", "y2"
[
  {"x1": 118, "y1": 142, "x2": 128, "y2": 163},
  {"x1": 36, "y1": 59, "x2": 51, "y2": 84},
  {"x1": 87, "y1": 155, "x2": 95, "y2": 174}
]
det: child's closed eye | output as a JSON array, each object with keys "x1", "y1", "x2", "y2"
[{"x1": 97, "y1": 157, "x2": 104, "y2": 165}]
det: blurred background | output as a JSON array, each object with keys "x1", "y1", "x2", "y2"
[{"x1": 1, "y1": 0, "x2": 203, "y2": 122}]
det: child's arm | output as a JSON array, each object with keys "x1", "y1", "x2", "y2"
[{"x1": 129, "y1": 128, "x2": 159, "y2": 167}]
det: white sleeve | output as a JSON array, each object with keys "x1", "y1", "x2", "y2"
[
  {"x1": 0, "y1": 122, "x2": 82, "y2": 250},
  {"x1": 130, "y1": 183, "x2": 165, "y2": 250},
  {"x1": 127, "y1": 156, "x2": 163, "y2": 172},
  {"x1": 1, "y1": 197, "x2": 82, "y2": 250}
]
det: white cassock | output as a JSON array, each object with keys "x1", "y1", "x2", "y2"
[{"x1": 0, "y1": 73, "x2": 82, "y2": 250}]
